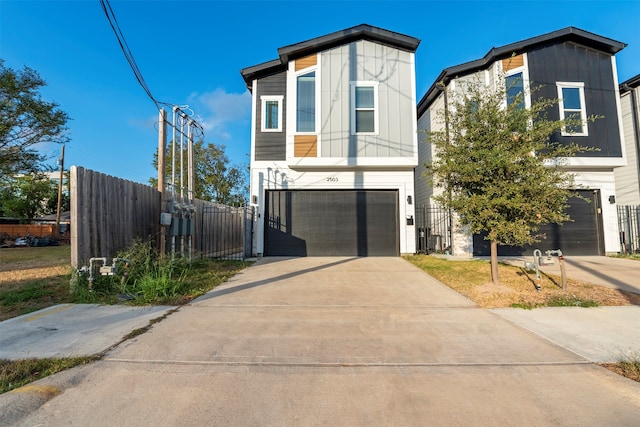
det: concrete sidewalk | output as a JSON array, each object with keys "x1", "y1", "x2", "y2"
[
  {"x1": 0, "y1": 304, "x2": 175, "y2": 360},
  {"x1": 2, "y1": 256, "x2": 639, "y2": 426}
]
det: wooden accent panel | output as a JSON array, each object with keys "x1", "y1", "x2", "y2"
[
  {"x1": 502, "y1": 54, "x2": 524, "y2": 72},
  {"x1": 295, "y1": 54, "x2": 317, "y2": 71},
  {"x1": 294, "y1": 135, "x2": 317, "y2": 157}
]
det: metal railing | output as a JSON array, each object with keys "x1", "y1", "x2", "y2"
[
  {"x1": 415, "y1": 204, "x2": 452, "y2": 254},
  {"x1": 199, "y1": 204, "x2": 255, "y2": 260},
  {"x1": 618, "y1": 205, "x2": 640, "y2": 254}
]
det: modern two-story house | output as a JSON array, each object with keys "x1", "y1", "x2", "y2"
[
  {"x1": 415, "y1": 27, "x2": 627, "y2": 256},
  {"x1": 614, "y1": 74, "x2": 640, "y2": 205},
  {"x1": 241, "y1": 25, "x2": 420, "y2": 256}
]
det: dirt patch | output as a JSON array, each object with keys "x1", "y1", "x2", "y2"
[
  {"x1": 404, "y1": 255, "x2": 640, "y2": 309},
  {"x1": 0, "y1": 266, "x2": 69, "y2": 284},
  {"x1": 600, "y1": 363, "x2": 640, "y2": 383}
]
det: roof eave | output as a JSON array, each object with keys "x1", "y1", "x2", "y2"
[
  {"x1": 620, "y1": 73, "x2": 640, "y2": 94},
  {"x1": 417, "y1": 26, "x2": 627, "y2": 115},
  {"x1": 240, "y1": 59, "x2": 286, "y2": 90},
  {"x1": 278, "y1": 23, "x2": 420, "y2": 63}
]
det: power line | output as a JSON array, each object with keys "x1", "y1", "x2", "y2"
[
  {"x1": 98, "y1": 0, "x2": 205, "y2": 136},
  {"x1": 99, "y1": 0, "x2": 160, "y2": 109}
]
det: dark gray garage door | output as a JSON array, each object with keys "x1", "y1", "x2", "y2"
[
  {"x1": 473, "y1": 189, "x2": 604, "y2": 256},
  {"x1": 265, "y1": 190, "x2": 399, "y2": 256}
]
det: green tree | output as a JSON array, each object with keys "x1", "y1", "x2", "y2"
[
  {"x1": 0, "y1": 173, "x2": 66, "y2": 219},
  {"x1": 150, "y1": 140, "x2": 248, "y2": 205},
  {"x1": 0, "y1": 60, "x2": 69, "y2": 176},
  {"x1": 424, "y1": 77, "x2": 593, "y2": 285}
]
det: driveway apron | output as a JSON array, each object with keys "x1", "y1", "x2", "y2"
[{"x1": 3, "y1": 257, "x2": 640, "y2": 426}]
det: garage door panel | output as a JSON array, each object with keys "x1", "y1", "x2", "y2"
[
  {"x1": 473, "y1": 190, "x2": 604, "y2": 256},
  {"x1": 265, "y1": 190, "x2": 398, "y2": 256}
]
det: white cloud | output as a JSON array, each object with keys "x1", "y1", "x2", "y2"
[{"x1": 188, "y1": 88, "x2": 251, "y2": 140}]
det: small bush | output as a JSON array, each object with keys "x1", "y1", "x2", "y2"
[{"x1": 71, "y1": 239, "x2": 250, "y2": 305}]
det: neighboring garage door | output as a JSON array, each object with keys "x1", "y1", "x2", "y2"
[
  {"x1": 473, "y1": 189, "x2": 604, "y2": 256},
  {"x1": 265, "y1": 190, "x2": 399, "y2": 256}
]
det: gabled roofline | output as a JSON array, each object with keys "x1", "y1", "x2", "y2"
[
  {"x1": 277, "y1": 23, "x2": 420, "y2": 63},
  {"x1": 620, "y1": 74, "x2": 640, "y2": 95},
  {"x1": 240, "y1": 24, "x2": 420, "y2": 90},
  {"x1": 417, "y1": 27, "x2": 627, "y2": 116},
  {"x1": 239, "y1": 59, "x2": 286, "y2": 90}
]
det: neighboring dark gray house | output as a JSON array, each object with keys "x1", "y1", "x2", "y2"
[{"x1": 415, "y1": 27, "x2": 627, "y2": 256}]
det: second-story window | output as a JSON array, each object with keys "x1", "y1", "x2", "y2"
[
  {"x1": 296, "y1": 71, "x2": 315, "y2": 132},
  {"x1": 351, "y1": 81, "x2": 378, "y2": 135},
  {"x1": 557, "y1": 82, "x2": 588, "y2": 136},
  {"x1": 261, "y1": 96, "x2": 283, "y2": 132},
  {"x1": 506, "y1": 72, "x2": 525, "y2": 109}
]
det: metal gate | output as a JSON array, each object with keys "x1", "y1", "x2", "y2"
[
  {"x1": 415, "y1": 204, "x2": 451, "y2": 254},
  {"x1": 199, "y1": 204, "x2": 255, "y2": 260},
  {"x1": 618, "y1": 205, "x2": 640, "y2": 254}
]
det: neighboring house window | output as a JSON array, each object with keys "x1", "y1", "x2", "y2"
[
  {"x1": 351, "y1": 81, "x2": 378, "y2": 135},
  {"x1": 296, "y1": 71, "x2": 315, "y2": 132},
  {"x1": 557, "y1": 82, "x2": 588, "y2": 136},
  {"x1": 261, "y1": 96, "x2": 283, "y2": 132},
  {"x1": 506, "y1": 72, "x2": 525, "y2": 109}
]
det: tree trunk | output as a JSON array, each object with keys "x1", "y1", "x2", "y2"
[{"x1": 490, "y1": 240, "x2": 500, "y2": 285}]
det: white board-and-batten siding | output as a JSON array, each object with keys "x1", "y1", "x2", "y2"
[{"x1": 614, "y1": 89, "x2": 640, "y2": 205}]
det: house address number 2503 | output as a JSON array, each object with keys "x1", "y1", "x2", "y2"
[{"x1": 326, "y1": 177, "x2": 338, "y2": 182}]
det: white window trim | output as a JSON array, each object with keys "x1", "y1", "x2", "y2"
[
  {"x1": 293, "y1": 63, "x2": 320, "y2": 135},
  {"x1": 350, "y1": 81, "x2": 379, "y2": 136},
  {"x1": 260, "y1": 95, "x2": 283, "y2": 132},
  {"x1": 501, "y1": 54, "x2": 531, "y2": 110},
  {"x1": 557, "y1": 81, "x2": 588, "y2": 136}
]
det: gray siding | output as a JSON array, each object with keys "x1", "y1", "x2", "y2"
[
  {"x1": 320, "y1": 40, "x2": 415, "y2": 158},
  {"x1": 528, "y1": 42, "x2": 622, "y2": 157},
  {"x1": 415, "y1": 93, "x2": 445, "y2": 208},
  {"x1": 614, "y1": 89, "x2": 640, "y2": 205},
  {"x1": 255, "y1": 72, "x2": 286, "y2": 160}
]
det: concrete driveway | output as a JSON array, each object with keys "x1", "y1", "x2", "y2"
[{"x1": 2, "y1": 257, "x2": 640, "y2": 426}]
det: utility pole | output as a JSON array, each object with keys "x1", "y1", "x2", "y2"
[
  {"x1": 55, "y1": 145, "x2": 65, "y2": 238},
  {"x1": 158, "y1": 108, "x2": 167, "y2": 257}
]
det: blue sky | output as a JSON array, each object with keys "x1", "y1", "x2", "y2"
[{"x1": 1, "y1": 0, "x2": 639, "y2": 185}]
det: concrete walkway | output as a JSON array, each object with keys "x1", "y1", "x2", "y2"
[
  {"x1": 0, "y1": 304, "x2": 175, "y2": 360},
  {"x1": 1, "y1": 257, "x2": 640, "y2": 426}
]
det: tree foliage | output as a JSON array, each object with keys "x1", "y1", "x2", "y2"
[
  {"x1": 0, "y1": 173, "x2": 69, "y2": 219},
  {"x1": 150, "y1": 140, "x2": 248, "y2": 205},
  {"x1": 0, "y1": 60, "x2": 69, "y2": 176},
  {"x1": 424, "y1": 76, "x2": 593, "y2": 284}
]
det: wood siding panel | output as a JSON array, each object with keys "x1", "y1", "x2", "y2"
[
  {"x1": 502, "y1": 54, "x2": 524, "y2": 72},
  {"x1": 294, "y1": 135, "x2": 317, "y2": 157},
  {"x1": 527, "y1": 42, "x2": 622, "y2": 157},
  {"x1": 255, "y1": 72, "x2": 286, "y2": 160},
  {"x1": 295, "y1": 54, "x2": 317, "y2": 71}
]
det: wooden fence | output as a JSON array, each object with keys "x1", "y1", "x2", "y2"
[
  {"x1": 0, "y1": 224, "x2": 58, "y2": 238},
  {"x1": 71, "y1": 166, "x2": 161, "y2": 267},
  {"x1": 70, "y1": 166, "x2": 254, "y2": 268}
]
